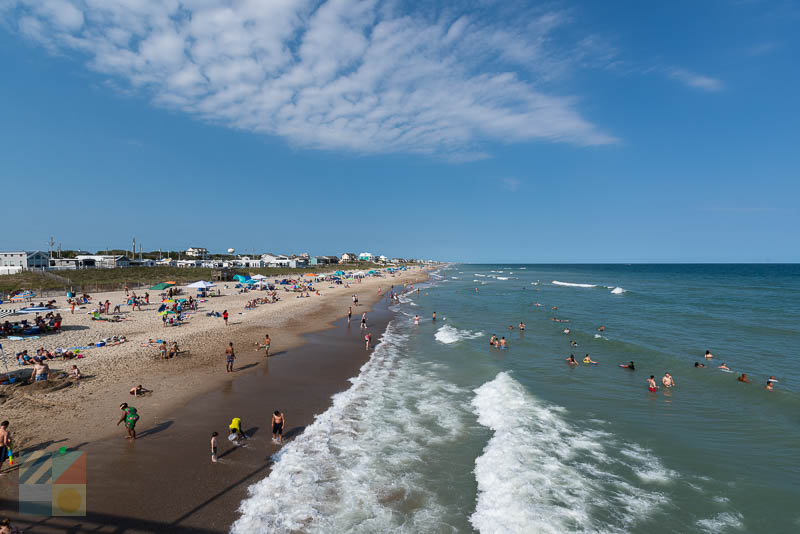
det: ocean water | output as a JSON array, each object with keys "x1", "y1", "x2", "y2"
[{"x1": 232, "y1": 264, "x2": 800, "y2": 533}]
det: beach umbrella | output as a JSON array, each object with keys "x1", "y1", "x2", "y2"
[
  {"x1": 368, "y1": 270, "x2": 376, "y2": 274},
  {"x1": 162, "y1": 299, "x2": 174, "y2": 304},
  {"x1": 305, "y1": 273, "x2": 317, "y2": 277},
  {"x1": 150, "y1": 282, "x2": 174, "y2": 290},
  {"x1": 335, "y1": 270, "x2": 345, "y2": 275},
  {"x1": 250, "y1": 274, "x2": 267, "y2": 280}
]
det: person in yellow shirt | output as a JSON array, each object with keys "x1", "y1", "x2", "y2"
[{"x1": 228, "y1": 417, "x2": 245, "y2": 441}]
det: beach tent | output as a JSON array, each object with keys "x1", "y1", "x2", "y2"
[
  {"x1": 334, "y1": 270, "x2": 345, "y2": 275},
  {"x1": 150, "y1": 282, "x2": 175, "y2": 290},
  {"x1": 354, "y1": 271, "x2": 366, "y2": 276},
  {"x1": 367, "y1": 270, "x2": 376, "y2": 274},
  {"x1": 232, "y1": 275, "x2": 250, "y2": 283},
  {"x1": 10, "y1": 290, "x2": 35, "y2": 301},
  {"x1": 187, "y1": 280, "x2": 215, "y2": 289},
  {"x1": 250, "y1": 274, "x2": 267, "y2": 280},
  {"x1": 304, "y1": 273, "x2": 317, "y2": 277}
]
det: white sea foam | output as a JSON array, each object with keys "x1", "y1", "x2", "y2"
[
  {"x1": 474, "y1": 274, "x2": 486, "y2": 277},
  {"x1": 434, "y1": 324, "x2": 483, "y2": 344},
  {"x1": 496, "y1": 277, "x2": 509, "y2": 280},
  {"x1": 696, "y1": 512, "x2": 744, "y2": 532},
  {"x1": 552, "y1": 280, "x2": 597, "y2": 288},
  {"x1": 470, "y1": 372, "x2": 669, "y2": 534},
  {"x1": 451, "y1": 276, "x2": 459, "y2": 279},
  {"x1": 594, "y1": 334, "x2": 608, "y2": 340},
  {"x1": 610, "y1": 287, "x2": 626, "y2": 294},
  {"x1": 232, "y1": 325, "x2": 469, "y2": 533}
]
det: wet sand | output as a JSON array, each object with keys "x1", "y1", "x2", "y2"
[{"x1": 0, "y1": 296, "x2": 397, "y2": 533}]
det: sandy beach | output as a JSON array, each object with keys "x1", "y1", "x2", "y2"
[{"x1": 0, "y1": 267, "x2": 426, "y2": 451}]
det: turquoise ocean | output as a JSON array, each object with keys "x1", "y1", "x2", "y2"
[{"x1": 232, "y1": 264, "x2": 800, "y2": 533}]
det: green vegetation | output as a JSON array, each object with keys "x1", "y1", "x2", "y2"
[{"x1": 0, "y1": 262, "x2": 409, "y2": 294}]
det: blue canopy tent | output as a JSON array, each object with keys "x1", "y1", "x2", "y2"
[{"x1": 232, "y1": 275, "x2": 250, "y2": 283}]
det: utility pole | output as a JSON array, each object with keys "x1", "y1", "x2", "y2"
[
  {"x1": 132, "y1": 237, "x2": 136, "y2": 260},
  {"x1": 48, "y1": 236, "x2": 55, "y2": 260}
]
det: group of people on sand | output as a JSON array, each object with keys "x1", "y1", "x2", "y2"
[{"x1": 210, "y1": 412, "x2": 286, "y2": 463}]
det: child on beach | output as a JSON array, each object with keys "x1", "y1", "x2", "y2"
[{"x1": 211, "y1": 432, "x2": 218, "y2": 463}]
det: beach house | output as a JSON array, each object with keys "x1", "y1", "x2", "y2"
[
  {"x1": 358, "y1": 252, "x2": 374, "y2": 261},
  {"x1": 340, "y1": 253, "x2": 357, "y2": 263},
  {"x1": 75, "y1": 255, "x2": 131, "y2": 269},
  {"x1": 185, "y1": 247, "x2": 208, "y2": 258},
  {"x1": 0, "y1": 250, "x2": 50, "y2": 274}
]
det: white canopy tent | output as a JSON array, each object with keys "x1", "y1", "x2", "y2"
[{"x1": 187, "y1": 280, "x2": 216, "y2": 289}]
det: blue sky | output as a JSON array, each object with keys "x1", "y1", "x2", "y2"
[{"x1": 1, "y1": 0, "x2": 798, "y2": 262}]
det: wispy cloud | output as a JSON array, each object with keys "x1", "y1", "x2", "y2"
[
  {"x1": 502, "y1": 178, "x2": 521, "y2": 191},
  {"x1": 745, "y1": 41, "x2": 778, "y2": 56},
  {"x1": 0, "y1": 0, "x2": 618, "y2": 159},
  {"x1": 666, "y1": 67, "x2": 724, "y2": 92}
]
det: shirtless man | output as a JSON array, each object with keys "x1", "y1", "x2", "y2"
[
  {"x1": 0, "y1": 421, "x2": 11, "y2": 468},
  {"x1": 718, "y1": 362, "x2": 730, "y2": 371},
  {"x1": 662, "y1": 372, "x2": 675, "y2": 388},
  {"x1": 272, "y1": 411, "x2": 285, "y2": 444},
  {"x1": 737, "y1": 373, "x2": 750, "y2": 383},
  {"x1": 498, "y1": 337, "x2": 507, "y2": 348},
  {"x1": 432, "y1": 312, "x2": 436, "y2": 321},
  {"x1": 519, "y1": 322, "x2": 525, "y2": 331},
  {"x1": 225, "y1": 342, "x2": 235, "y2": 372},
  {"x1": 647, "y1": 376, "x2": 658, "y2": 392},
  {"x1": 263, "y1": 334, "x2": 271, "y2": 356}
]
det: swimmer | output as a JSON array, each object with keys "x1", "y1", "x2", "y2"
[
  {"x1": 535, "y1": 303, "x2": 542, "y2": 307},
  {"x1": 570, "y1": 341, "x2": 578, "y2": 347},
  {"x1": 413, "y1": 315, "x2": 419, "y2": 325},
  {"x1": 583, "y1": 354, "x2": 597, "y2": 364},
  {"x1": 432, "y1": 311, "x2": 436, "y2": 321},
  {"x1": 499, "y1": 337, "x2": 507, "y2": 348},
  {"x1": 718, "y1": 363, "x2": 730, "y2": 371},
  {"x1": 552, "y1": 306, "x2": 558, "y2": 310},
  {"x1": 694, "y1": 362, "x2": 705, "y2": 368},
  {"x1": 704, "y1": 350, "x2": 713, "y2": 359},
  {"x1": 519, "y1": 322, "x2": 525, "y2": 331},
  {"x1": 562, "y1": 328, "x2": 570, "y2": 334},
  {"x1": 475, "y1": 287, "x2": 479, "y2": 293},
  {"x1": 662, "y1": 373, "x2": 675, "y2": 388},
  {"x1": 647, "y1": 375, "x2": 658, "y2": 392},
  {"x1": 597, "y1": 325, "x2": 605, "y2": 332},
  {"x1": 737, "y1": 373, "x2": 750, "y2": 383},
  {"x1": 566, "y1": 354, "x2": 578, "y2": 366},
  {"x1": 489, "y1": 335, "x2": 497, "y2": 346},
  {"x1": 620, "y1": 361, "x2": 635, "y2": 370},
  {"x1": 765, "y1": 379, "x2": 774, "y2": 391},
  {"x1": 508, "y1": 325, "x2": 514, "y2": 331}
]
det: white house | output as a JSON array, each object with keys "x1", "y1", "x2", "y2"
[
  {"x1": 177, "y1": 259, "x2": 203, "y2": 268},
  {"x1": 186, "y1": 247, "x2": 208, "y2": 258},
  {"x1": 377, "y1": 255, "x2": 388, "y2": 263},
  {"x1": 340, "y1": 253, "x2": 357, "y2": 263},
  {"x1": 358, "y1": 252, "x2": 373, "y2": 261},
  {"x1": 0, "y1": 251, "x2": 50, "y2": 273}
]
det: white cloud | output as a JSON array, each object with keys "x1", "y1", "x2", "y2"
[
  {"x1": 502, "y1": 178, "x2": 521, "y2": 191},
  {"x1": 666, "y1": 67, "x2": 724, "y2": 92},
  {"x1": 1, "y1": 0, "x2": 617, "y2": 158}
]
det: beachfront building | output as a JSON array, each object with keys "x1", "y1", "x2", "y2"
[
  {"x1": 177, "y1": 259, "x2": 203, "y2": 268},
  {"x1": 340, "y1": 253, "x2": 357, "y2": 263},
  {"x1": 75, "y1": 255, "x2": 131, "y2": 269},
  {"x1": 0, "y1": 251, "x2": 50, "y2": 274},
  {"x1": 358, "y1": 252, "x2": 374, "y2": 261},
  {"x1": 316, "y1": 256, "x2": 340, "y2": 265},
  {"x1": 377, "y1": 255, "x2": 388, "y2": 263},
  {"x1": 156, "y1": 258, "x2": 175, "y2": 267},
  {"x1": 185, "y1": 247, "x2": 208, "y2": 258},
  {"x1": 236, "y1": 256, "x2": 265, "y2": 268},
  {"x1": 128, "y1": 259, "x2": 156, "y2": 267}
]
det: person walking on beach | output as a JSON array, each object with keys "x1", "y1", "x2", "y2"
[
  {"x1": 347, "y1": 306, "x2": 352, "y2": 324},
  {"x1": 210, "y1": 432, "x2": 218, "y2": 463},
  {"x1": 360, "y1": 312, "x2": 367, "y2": 329},
  {"x1": 0, "y1": 421, "x2": 11, "y2": 468},
  {"x1": 365, "y1": 332, "x2": 372, "y2": 351},
  {"x1": 225, "y1": 342, "x2": 235, "y2": 372},
  {"x1": 223, "y1": 310, "x2": 229, "y2": 326},
  {"x1": 263, "y1": 334, "x2": 271, "y2": 356},
  {"x1": 272, "y1": 411, "x2": 285, "y2": 444},
  {"x1": 117, "y1": 403, "x2": 139, "y2": 440}
]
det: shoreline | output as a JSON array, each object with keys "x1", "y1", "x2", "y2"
[{"x1": 0, "y1": 269, "x2": 429, "y2": 532}]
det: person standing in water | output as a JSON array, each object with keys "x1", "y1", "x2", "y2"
[
  {"x1": 414, "y1": 315, "x2": 420, "y2": 325},
  {"x1": 263, "y1": 334, "x2": 271, "y2": 356},
  {"x1": 365, "y1": 332, "x2": 372, "y2": 351},
  {"x1": 272, "y1": 411, "x2": 285, "y2": 444},
  {"x1": 648, "y1": 376, "x2": 658, "y2": 393},
  {"x1": 519, "y1": 322, "x2": 526, "y2": 331},
  {"x1": 360, "y1": 312, "x2": 367, "y2": 329},
  {"x1": 432, "y1": 311, "x2": 436, "y2": 321},
  {"x1": 347, "y1": 306, "x2": 352, "y2": 324},
  {"x1": 662, "y1": 373, "x2": 675, "y2": 388},
  {"x1": 704, "y1": 350, "x2": 713, "y2": 359}
]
